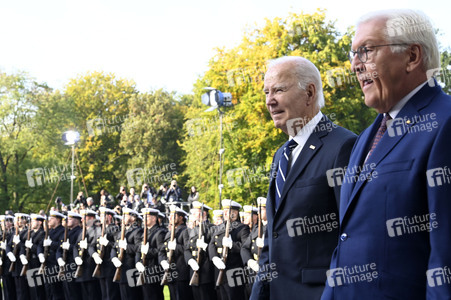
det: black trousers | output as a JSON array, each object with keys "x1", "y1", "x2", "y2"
[{"x1": 192, "y1": 282, "x2": 217, "y2": 300}]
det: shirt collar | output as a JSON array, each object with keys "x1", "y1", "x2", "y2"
[
  {"x1": 388, "y1": 81, "x2": 427, "y2": 119},
  {"x1": 290, "y1": 111, "x2": 323, "y2": 143}
]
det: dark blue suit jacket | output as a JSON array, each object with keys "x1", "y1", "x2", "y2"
[
  {"x1": 322, "y1": 82, "x2": 451, "y2": 299},
  {"x1": 250, "y1": 116, "x2": 356, "y2": 300}
]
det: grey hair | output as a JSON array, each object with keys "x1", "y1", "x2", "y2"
[
  {"x1": 267, "y1": 56, "x2": 325, "y2": 109},
  {"x1": 357, "y1": 9, "x2": 440, "y2": 70}
]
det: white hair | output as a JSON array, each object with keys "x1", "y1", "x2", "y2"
[
  {"x1": 267, "y1": 56, "x2": 325, "y2": 109},
  {"x1": 357, "y1": 9, "x2": 440, "y2": 70}
]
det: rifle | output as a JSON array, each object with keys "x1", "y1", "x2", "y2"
[
  {"x1": 38, "y1": 216, "x2": 49, "y2": 275},
  {"x1": 74, "y1": 211, "x2": 87, "y2": 278},
  {"x1": 0, "y1": 218, "x2": 7, "y2": 275},
  {"x1": 113, "y1": 214, "x2": 126, "y2": 282},
  {"x1": 57, "y1": 216, "x2": 68, "y2": 278},
  {"x1": 92, "y1": 211, "x2": 107, "y2": 278},
  {"x1": 216, "y1": 204, "x2": 232, "y2": 287},
  {"x1": 20, "y1": 221, "x2": 32, "y2": 276},
  {"x1": 189, "y1": 203, "x2": 204, "y2": 286},
  {"x1": 9, "y1": 218, "x2": 20, "y2": 273},
  {"x1": 161, "y1": 210, "x2": 176, "y2": 285},
  {"x1": 136, "y1": 210, "x2": 148, "y2": 286},
  {"x1": 257, "y1": 203, "x2": 262, "y2": 259}
]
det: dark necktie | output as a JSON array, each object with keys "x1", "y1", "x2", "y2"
[
  {"x1": 275, "y1": 139, "x2": 298, "y2": 208},
  {"x1": 366, "y1": 114, "x2": 391, "y2": 162}
]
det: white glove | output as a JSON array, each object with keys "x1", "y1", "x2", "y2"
[
  {"x1": 168, "y1": 240, "x2": 176, "y2": 251},
  {"x1": 118, "y1": 239, "x2": 127, "y2": 250},
  {"x1": 0, "y1": 241, "x2": 6, "y2": 250},
  {"x1": 13, "y1": 235, "x2": 20, "y2": 245},
  {"x1": 25, "y1": 239, "x2": 33, "y2": 249},
  {"x1": 7, "y1": 252, "x2": 16, "y2": 262},
  {"x1": 136, "y1": 261, "x2": 145, "y2": 272},
  {"x1": 188, "y1": 258, "x2": 199, "y2": 271},
  {"x1": 57, "y1": 257, "x2": 65, "y2": 267},
  {"x1": 222, "y1": 236, "x2": 233, "y2": 249},
  {"x1": 92, "y1": 252, "x2": 103, "y2": 265},
  {"x1": 196, "y1": 237, "x2": 208, "y2": 251},
  {"x1": 111, "y1": 257, "x2": 122, "y2": 268},
  {"x1": 247, "y1": 259, "x2": 259, "y2": 273},
  {"x1": 160, "y1": 259, "x2": 170, "y2": 270},
  {"x1": 38, "y1": 253, "x2": 45, "y2": 263},
  {"x1": 212, "y1": 256, "x2": 225, "y2": 270},
  {"x1": 256, "y1": 237, "x2": 264, "y2": 248},
  {"x1": 141, "y1": 242, "x2": 149, "y2": 255},
  {"x1": 43, "y1": 238, "x2": 52, "y2": 247},
  {"x1": 79, "y1": 238, "x2": 88, "y2": 250},
  {"x1": 99, "y1": 235, "x2": 109, "y2": 247},
  {"x1": 20, "y1": 254, "x2": 28, "y2": 265},
  {"x1": 75, "y1": 256, "x2": 83, "y2": 266},
  {"x1": 0, "y1": 257, "x2": 2, "y2": 266},
  {"x1": 62, "y1": 239, "x2": 70, "y2": 250}
]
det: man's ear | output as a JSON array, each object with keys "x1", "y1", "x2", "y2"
[
  {"x1": 406, "y1": 44, "x2": 423, "y2": 72},
  {"x1": 306, "y1": 83, "x2": 316, "y2": 105}
]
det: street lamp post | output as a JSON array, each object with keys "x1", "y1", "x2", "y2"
[{"x1": 62, "y1": 130, "x2": 80, "y2": 208}]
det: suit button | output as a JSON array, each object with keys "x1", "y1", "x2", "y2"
[
  {"x1": 340, "y1": 233, "x2": 348, "y2": 241},
  {"x1": 273, "y1": 232, "x2": 278, "y2": 238}
]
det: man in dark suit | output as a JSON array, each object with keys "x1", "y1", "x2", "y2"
[
  {"x1": 321, "y1": 9, "x2": 451, "y2": 300},
  {"x1": 250, "y1": 56, "x2": 356, "y2": 300}
]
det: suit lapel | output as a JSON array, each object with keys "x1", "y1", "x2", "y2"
[
  {"x1": 273, "y1": 118, "x2": 330, "y2": 219},
  {"x1": 342, "y1": 83, "x2": 442, "y2": 219}
]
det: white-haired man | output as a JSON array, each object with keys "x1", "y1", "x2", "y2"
[
  {"x1": 250, "y1": 56, "x2": 356, "y2": 300},
  {"x1": 322, "y1": 9, "x2": 451, "y2": 299}
]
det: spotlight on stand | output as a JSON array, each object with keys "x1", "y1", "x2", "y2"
[
  {"x1": 62, "y1": 131, "x2": 80, "y2": 145},
  {"x1": 201, "y1": 88, "x2": 233, "y2": 208},
  {"x1": 62, "y1": 130, "x2": 80, "y2": 207},
  {"x1": 201, "y1": 88, "x2": 233, "y2": 112}
]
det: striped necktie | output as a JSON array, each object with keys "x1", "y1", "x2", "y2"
[
  {"x1": 275, "y1": 139, "x2": 298, "y2": 208},
  {"x1": 366, "y1": 114, "x2": 392, "y2": 162}
]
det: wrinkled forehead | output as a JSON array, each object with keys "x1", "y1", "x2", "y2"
[{"x1": 264, "y1": 63, "x2": 295, "y2": 86}]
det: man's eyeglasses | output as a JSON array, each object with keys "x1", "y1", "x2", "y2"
[{"x1": 349, "y1": 44, "x2": 408, "y2": 64}]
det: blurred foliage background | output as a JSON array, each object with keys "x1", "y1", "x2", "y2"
[{"x1": 1, "y1": 10, "x2": 449, "y2": 212}]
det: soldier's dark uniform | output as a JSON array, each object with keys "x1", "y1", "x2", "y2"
[
  {"x1": 183, "y1": 219, "x2": 217, "y2": 300},
  {"x1": 93, "y1": 208, "x2": 120, "y2": 300},
  {"x1": 111, "y1": 209, "x2": 143, "y2": 300},
  {"x1": 240, "y1": 221, "x2": 265, "y2": 299},
  {"x1": 1, "y1": 215, "x2": 16, "y2": 300},
  {"x1": 73, "y1": 216, "x2": 102, "y2": 300},
  {"x1": 10, "y1": 216, "x2": 31, "y2": 300},
  {"x1": 37, "y1": 216, "x2": 65, "y2": 300},
  {"x1": 137, "y1": 209, "x2": 167, "y2": 300},
  {"x1": 159, "y1": 212, "x2": 193, "y2": 300},
  {"x1": 208, "y1": 206, "x2": 250, "y2": 300},
  {"x1": 23, "y1": 215, "x2": 46, "y2": 300},
  {"x1": 56, "y1": 214, "x2": 82, "y2": 300}
]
